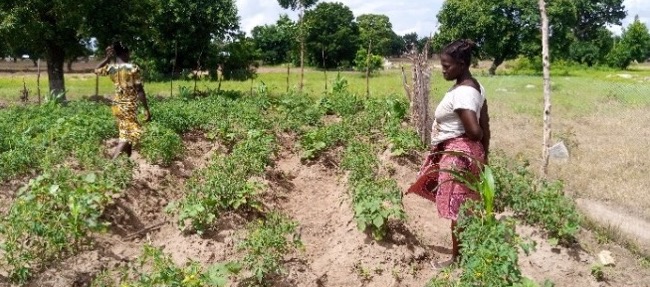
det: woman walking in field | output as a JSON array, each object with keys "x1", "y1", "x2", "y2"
[
  {"x1": 407, "y1": 39, "x2": 490, "y2": 267},
  {"x1": 96, "y1": 42, "x2": 151, "y2": 159}
]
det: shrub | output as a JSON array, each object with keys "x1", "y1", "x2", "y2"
[{"x1": 140, "y1": 122, "x2": 184, "y2": 166}]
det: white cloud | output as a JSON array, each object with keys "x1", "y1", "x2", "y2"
[{"x1": 236, "y1": 0, "x2": 648, "y2": 37}]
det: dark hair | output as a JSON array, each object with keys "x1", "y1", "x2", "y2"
[
  {"x1": 112, "y1": 41, "x2": 129, "y2": 57},
  {"x1": 442, "y1": 39, "x2": 477, "y2": 66}
]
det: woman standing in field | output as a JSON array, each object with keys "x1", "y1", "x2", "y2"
[
  {"x1": 407, "y1": 39, "x2": 490, "y2": 267},
  {"x1": 96, "y1": 42, "x2": 151, "y2": 159}
]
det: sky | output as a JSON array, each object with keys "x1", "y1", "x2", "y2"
[{"x1": 236, "y1": 0, "x2": 649, "y2": 37}]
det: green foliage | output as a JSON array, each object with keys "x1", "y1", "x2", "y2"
[
  {"x1": 0, "y1": 101, "x2": 116, "y2": 181},
  {"x1": 591, "y1": 264, "x2": 605, "y2": 282},
  {"x1": 304, "y1": 2, "x2": 360, "y2": 68},
  {"x1": 354, "y1": 49, "x2": 384, "y2": 75},
  {"x1": 299, "y1": 123, "x2": 347, "y2": 160},
  {"x1": 435, "y1": 0, "x2": 537, "y2": 74},
  {"x1": 277, "y1": 0, "x2": 318, "y2": 11},
  {"x1": 457, "y1": 208, "x2": 523, "y2": 286},
  {"x1": 573, "y1": 0, "x2": 626, "y2": 42},
  {"x1": 252, "y1": 15, "x2": 297, "y2": 65},
  {"x1": 435, "y1": 0, "x2": 625, "y2": 72},
  {"x1": 171, "y1": 95, "x2": 276, "y2": 233},
  {"x1": 212, "y1": 33, "x2": 260, "y2": 81},
  {"x1": 0, "y1": 160, "x2": 133, "y2": 283},
  {"x1": 127, "y1": 0, "x2": 239, "y2": 77},
  {"x1": 140, "y1": 122, "x2": 184, "y2": 166},
  {"x1": 569, "y1": 28, "x2": 614, "y2": 66},
  {"x1": 620, "y1": 16, "x2": 650, "y2": 63},
  {"x1": 239, "y1": 213, "x2": 302, "y2": 284},
  {"x1": 427, "y1": 164, "x2": 534, "y2": 287},
  {"x1": 342, "y1": 141, "x2": 405, "y2": 240},
  {"x1": 92, "y1": 245, "x2": 240, "y2": 287},
  {"x1": 357, "y1": 14, "x2": 394, "y2": 57},
  {"x1": 491, "y1": 156, "x2": 581, "y2": 244}
]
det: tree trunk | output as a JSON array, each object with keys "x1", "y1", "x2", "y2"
[
  {"x1": 46, "y1": 43, "x2": 66, "y2": 99},
  {"x1": 67, "y1": 59, "x2": 74, "y2": 72},
  {"x1": 539, "y1": 0, "x2": 552, "y2": 177},
  {"x1": 489, "y1": 57, "x2": 504, "y2": 76}
]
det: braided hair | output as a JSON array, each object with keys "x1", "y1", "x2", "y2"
[{"x1": 442, "y1": 39, "x2": 477, "y2": 66}]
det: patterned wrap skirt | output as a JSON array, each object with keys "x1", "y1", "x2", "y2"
[
  {"x1": 407, "y1": 137, "x2": 485, "y2": 220},
  {"x1": 112, "y1": 100, "x2": 142, "y2": 145}
]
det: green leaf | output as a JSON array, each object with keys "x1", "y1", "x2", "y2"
[
  {"x1": 49, "y1": 184, "x2": 60, "y2": 194},
  {"x1": 372, "y1": 216, "x2": 384, "y2": 229},
  {"x1": 84, "y1": 173, "x2": 97, "y2": 183}
]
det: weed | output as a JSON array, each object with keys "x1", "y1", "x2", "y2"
[
  {"x1": 352, "y1": 261, "x2": 373, "y2": 282},
  {"x1": 591, "y1": 264, "x2": 605, "y2": 281},
  {"x1": 238, "y1": 212, "x2": 302, "y2": 284},
  {"x1": 0, "y1": 159, "x2": 132, "y2": 283},
  {"x1": 140, "y1": 122, "x2": 184, "y2": 166},
  {"x1": 91, "y1": 245, "x2": 240, "y2": 287},
  {"x1": 491, "y1": 155, "x2": 581, "y2": 244},
  {"x1": 342, "y1": 141, "x2": 405, "y2": 240}
]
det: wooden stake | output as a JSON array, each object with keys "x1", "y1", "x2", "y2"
[
  {"x1": 299, "y1": 8, "x2": 305, "y2": 93},
  {"x1": 322, "y1": 49, "x2": 327, "y2": 92},
  {"x1": 366, "y1": 40, "x2": 372, "y2": 98},
  {"x1": 286, "y1": 63, "x2": 290, "y2": 93},
  {"x1": 539, "y1": 0, "x2": 552, "y2": 177},
  {"x1": 37, "y1": 58, "x2": 41, "y2": 104}
]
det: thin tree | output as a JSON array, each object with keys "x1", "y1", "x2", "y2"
[
  {"x1": 277, "y1": 0, "x2": 318, "y2": 92},
  {"x1": 539, "y1": 0, "x2": 552, "y2": 176}
]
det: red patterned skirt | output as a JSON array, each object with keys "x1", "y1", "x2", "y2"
[{"x1": 407, "y1": 137, "x2": 485, "y2": 220}]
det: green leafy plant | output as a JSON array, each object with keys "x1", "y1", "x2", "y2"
[
  {"x1": 140, "y1": 122, "x2": 184, "y2": 166},
  {"x1": 239, "y1": 212, "x2": 302, "y2": 284},
  {"x1": 591, "y1": 264, "x2": 605, "y2": 282},
  {"x1": 91, "y1": 245, "x2": 240, "y2": 287},
  {"x1": 0, "y1": 159, "x2": 132, "y2": 283},
  {"x1": 491, "y1": 155, "x2": 581, "y2": 244},
  {"x1": 342, "y1": 141, "x2": 406, "y2": 240}
]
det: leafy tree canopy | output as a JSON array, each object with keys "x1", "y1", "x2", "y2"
[
  {"x1": 357, "y1": 14, "x2": 394, "y2": 57},
  {"x1": 304, "y1": 2, "x2": 359, "y2": 69}
]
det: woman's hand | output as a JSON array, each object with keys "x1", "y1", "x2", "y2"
[
  {"x1": 144, "y1": 109, "x2": 152, "y2": 122},
  {"x1": 105, "y1": 46, "x2": 115, "y2": 58}
]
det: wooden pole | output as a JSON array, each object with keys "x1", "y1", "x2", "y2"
[
  {"x1": 366, "y1": 40, "x2": 372, "y2": 98},
  {"x1": 322, "y1": 49, "x2": 327, "y2": 92},
  {"x1": 299, "y1": 7, "x2": 305, "y2": 93},
  {"x1": 539, "y1": 0, "x2": 552, "y2": 177},
  {"x1": 171, "y1": 42, "x2": 177, "y2": 97},
  {"x1": 37, "y1": 58, "x2": 42, "y2": 104},
  {"x1": 286, "y1": 63, "x2": 290, "y2": 93}
]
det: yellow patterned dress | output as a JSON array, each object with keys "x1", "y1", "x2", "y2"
[{"x1": 95, "y1": 63, "x2": 144, "y2": 144}]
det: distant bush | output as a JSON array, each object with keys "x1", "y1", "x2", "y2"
[{"x1": 354, "y1": 49, "x2": 383, "y2": 75}]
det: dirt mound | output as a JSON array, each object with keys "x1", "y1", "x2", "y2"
[{"x1": 267, "y1": 149, "x2": 438, "y2": 286}]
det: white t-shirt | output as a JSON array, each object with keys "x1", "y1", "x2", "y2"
[{"x1": 430, "y1": 84, "x2": 486, "y2": 146}]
